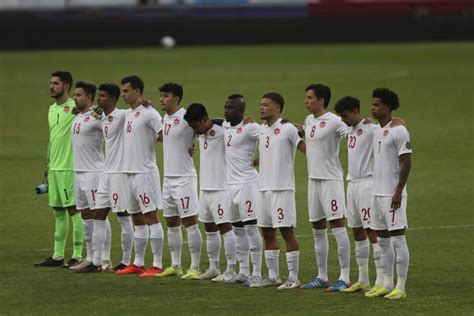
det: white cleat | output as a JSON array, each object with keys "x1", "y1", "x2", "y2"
[
  {"x1": 226, "y1": 273, "x2": 249, "y2": 284},
  {"x1": 249, "y1": 277, "x2": 282, "y2": 288},
  {"x1": 212, "y1": 270, "x2": 236, "y2": 283},
  {"x1": 243, "y1": 275, "x2": 262, "y2": 287},
  {"x1": 69, "y1": 260, "x2": 91, "y2": 271},
  {"x1": 277, "y1": 279, "x2": 301, "y2": 290},
  {"x1": 193, "y1": 269, "x2": 221, "y2": 280},
  {"x1": 101, "y1": 261, "x2": 114, "y2": 272}
]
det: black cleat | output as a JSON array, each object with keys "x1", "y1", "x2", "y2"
[
  {"x1": 76, "y1": 263, "x2": 102, "y2": 273},
  {"x1": 113, "y1": 263, "x2": 127, "y2": 272},
  {"x1": 34, "y1": 257, "x2": 64, "y2": 267}
]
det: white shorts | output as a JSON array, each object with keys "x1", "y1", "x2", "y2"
[
  {"x1": 198, "y1": 190, "x2": 230, "y2": 225},
  {"x1": 74, "y1": 171, "x2": 102, "y2": 210},
  {"x1": 257, "y1": 190, "x2": 296, "y2": 228},
  {"x1": 370, "y1": 195, "x2": 408, "y2": 231},
  {"x1": 227, "y1": 181, "x2": 258, "y2": 223},
  {"x1": 163, "y1": 176, "x2": 199, "y2": 218},
  {"x1": 95, "y1": 173, "x2": 128, "y2": 213},
  {"x1": 308, "y1": 179, "x2": 346, "y2": 222},
  {"x1": 124, "y1": 171, "x2": 162, "y2": 214},
  {"x1": 346, "y1": 178, "x2": 373, "y2": 229}
]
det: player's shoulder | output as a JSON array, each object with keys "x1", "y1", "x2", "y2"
[{"x1": 390, "y1": 125, "x2": 410, "y2": 137}]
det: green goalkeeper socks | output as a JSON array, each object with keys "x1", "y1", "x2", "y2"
[
  {"x1": 53, "y1": 210, "x2": 69, "y2": 258},
  {"x1": 71, "y1": 212, "x2": 84, "y2": 259}
]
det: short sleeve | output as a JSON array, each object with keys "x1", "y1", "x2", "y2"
[
  {"x1": 248, "y1": 123, "x2": 261, "y2": 140},
  {"x1": 149, "y1": 109, "x2": 163, "y2": 134},
  {"x1": 335, "y1": 117, "x2": 349, "y2": 138},
  {"x1": 394, "y1": 126, "x2": 412, "y2": 156},
  {"x1": 286, "y1": 124, "x2": 302, "y2": 149}
]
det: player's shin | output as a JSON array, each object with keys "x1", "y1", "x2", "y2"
[
  {"x1": 332, "y1": 227, "x2": 351, "y2": 283},
  {"x1": 234, "y1": 227, "x2": 250, "y2": 276},
  {"x1": 223, "y1": 230, "x2": 237, "y2": 272},
  {"x1": 245, "y1": 224, "x2": 263, "y2": 277},
  {"x1": 206, "y1": 231, "x2": 221, "y2": 270},
  {"x1": 378, "y1": 237, "x2": 395, "y2": 291},
  {"x1": 92, "y1": 220, "x2": 106, "y2": 266},
  {"x1": 118, "y1": 216, "x2": 133, "y2": 265},
  {"x1": 53, "y1": 210, "x2": 69, "y2": 259},
  {"x1": 312, "y1": 228, "x2": 329, "y2": 281},
  {"x1": 149, "y1": 223, "x2": 164, "y2": 268},
  {"x1": 391, "y1": 235, "x2": 409, "y2": 292},
  {"x1": 355, "y1": 239, "x2": 370, "y2": 284},
  {"x1": 133, "y1": 225, "x2": 149, "y2": 267},
  {"x1": 185, "y1": 224, "x2": 202, "y2": 271},
  {"x1": 71, "y1": 212, "x2": 84, "y2": 259},
  {"x1": 167, "y1": 226, "x2": 183, "y2": 268}
]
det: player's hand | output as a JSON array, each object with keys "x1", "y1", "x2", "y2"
[
  {"x1": 91, "y1": 105, "x2": 104, "y2": 119},
  {"x1": 362, "y1": 118, "x2": 373, "y2": 125},
  {"x1": 142, "y1": 99, "x2": 152, "y2": 107},
  {"x1": 243, "y1": 116, "x2": 255, "y2": 125},
  {"x1": 390, "y1": 117, "x2": 405, "y2": 127},
  {"x1": 391, "y1": 190, "x2": 403, "y2": 210},
  {"x1": 281, "y1": 118, "x2": 290, "y2": 124},
  {"x1": 188, "y1": 144, "x2": 196, "y2": 157}
]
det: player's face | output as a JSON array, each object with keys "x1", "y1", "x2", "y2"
[
  {"x1": 50, "y1": 76, "x2": 66, "y2": 99},
  {"x1": 97, "y1": 90, "x2": 114, "y2": 109},
  {"x1": 305, "y1": 89, "x2": 324, "y2": 114},
  {"x1": 339, "y1": 109, "x2": 359, "y2": 127},
  {"x1": 121, "y1": 83, "x2": 139, "y2": 105},
  {"x1": 160, "y1": 92, "x2": 179, "y2": 111},
  {"x1": 224, "y1": 99, "x2": 243, "y2": 122},
  {"x1": 188, "y1": 119, "x2": 208, "y2": 135},
  {"x1": 371, "y1": 97, "x2": 390, "y2": 120},
  {"x1": 259, "y1": 98, "x2": 279, "y2": 121},
  {"x1": 74, "y1": 88, "x2": 89, "y2": 111}
]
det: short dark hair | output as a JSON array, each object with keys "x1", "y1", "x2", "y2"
[
  {"x1": 52, "y1": 71, "x2": 73, "y2": 92},
  {"x1": 262, "y1": 92, "x2": 285, "y2": 113},
  {"x1": 228, "y1": 94, "x2": 244, "y2": 100},
  {"x1": 184, "y1": 103, "x2": 208, "y2": 124},
  {"x1": 99, "y1": 83, "x2": 120, "y2": 104},
  {"x1": 76, "y1": 81, "x2": 97, "y2": 102},
  {"x1": 334, "y1": 96, "x2": 360, "y2": 114},
  {"x1": 306, "y1": 83, "x2": 331, "y2": 108},
  {"x1": 121, "y1": 75, "x2": 144, "y2": 94},
  {"x1": 372, "y1": 88, "x2": 399, "y2": 111},
  {"x1": 159, "y1": 82, "x2": 183, "y2": 104}
]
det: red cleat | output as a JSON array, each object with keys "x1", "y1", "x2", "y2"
[
  {"x1": 139, "y1": 266, "x2": 164, "y2": 278},
  {"x1": 115, "y1": 264, "x2": 145, "y2": 275}
]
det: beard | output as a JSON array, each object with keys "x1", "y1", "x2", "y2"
[{"x1": 51, "y1": 90, "x2": 64, "y2": 99}]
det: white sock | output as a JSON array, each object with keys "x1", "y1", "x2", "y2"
[
  {"x1": 92, "y1": 219, "x2": 106, "y2": 266},
  {"x1": 118, "y1": 216, "x2": 134, "y2": 265},
  {"x1": 133, "y1": 225, "x2": 149, "y2": 267},
  {"x1": 245, "y1": 224, "x2": 263, "y2": 277},
  {"x1": 312, "y1": 228, "x2": 328, "y2": 281},
  {"x1": 186, "y1": 224, "x2": 202, "y2": 271},
  {"x1": 332, "y1": 227, "x2": 351, "y2": 283},
  {"x1": 372, "y1": 242, "x2": 384, "y2": 286},
  {"x1": 378, "y1": 237, "x2": 394, "y2": 291},
  {"x1": 391, "y1": 235, "x2": 410, "y2": 292},
  {"x1": 286, "y1": 251, "x2": 300, "y2": 282},
  {"x1": 264, "y1": 250, "x2": 280, "y2": 281},
  {"x1": 355, "y1": 239, "x2": 370, "y2": 284},
  {"x1": 234, "y1": 226, "x2": 250, "y2": 276},
  {"x1": 223, "y1": 230, "x2": 236, "y2": 272},
  {"x1": 102, "y1": 218, "x2": 112, "y2": 263},
  {"x1": 149, "y1": 223, "x2": 164, "y2": 268},
  {"x1": 167, "y1": 226, "x2": 182, "y2": 268},
  {"x1": 206, "y1": 231, "x2": 221, "y2": 271},
  {"x1": 83, "y1": 219, "x2": 94, "y2": 262}
]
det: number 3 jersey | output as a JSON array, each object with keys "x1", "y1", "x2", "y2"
[
  {"x1": 122, "y1": 105, "x2": 163, "y2": 173},
  {"x1": 71, "y1": 110, "x2": 104, "y2": 172}
]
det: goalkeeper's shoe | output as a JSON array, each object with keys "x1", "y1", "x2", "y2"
[
  {"x1": 384, "y1": 288, "x2": 407, "y2": 300},
  {"x1": 181, "y1": 269, "x2": 201, "y2": 280},
  {"x1": 155, "y1": 266, "x2": 183, "y2": 278},
  {"x1": 341, "y1": 281, "x2": 371, "y2": 293},
  {"x1": 139, "y1": 266, "x2": 164, "y2": 278},
  {"x1": 365, "y1": 285, "x2": 391, "y2": 298},
  {"x1": 115, "y1": 264, "x2": 145, "y2": 275},
  {"x1": 76, "y1": 263, "x2": 102, "y2": 273},
  {"x1": 34, "y1": 257, "x2": 64, "y2": 267}
]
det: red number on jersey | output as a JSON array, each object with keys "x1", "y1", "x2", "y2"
[
  {"x1": 362, "y1": 207, "x2": 371, "y2": 221},
  {"x1": 277, "y1": 208, "x2": 284, "y2": 221},
  {"x1": 265, "y1": 136, "x2": 270, "y2": 148},
  {"x1": 310, "y1": 125, "x2": 316, "y2": 138},
  {"x1": 180, "y1": 197, "x2": 190, "y2": 210},
  {"x1": 73, "y1": 123, "x2": 81, "y2": 134},
  {"x1": 227, "y1": 135, "x2": 232, "y2": 146},
  {"x1": 203, "y1": 137, "x2": 208, "y2": 150},
  {"x1": 330, "y1": 199, "x2": 338, "y2": 212},
  {"x1": 139, "y1": 193, "x2": 150, "y2": 206},
  {"x1": 164, "y1": 123, "x2": 172, "y2": 135},
  {"x1": 112, "y1": 193, "x2": 119, "y2": 206},
  {"x1": 104, "y1": 125, "x2": 109, "y2": 138},
  {"x1": 217, "y1": 204, "x2": 224, "y2": 218},
  {"x1": 127, "y1": 121, "x2": 132, "y2": 133},
  {"x1": 349, "y1": 136, "x2": 356, "y2": 149},
  {"x1": 246, "y1": 200, "x2": 253, "y2": 214}
]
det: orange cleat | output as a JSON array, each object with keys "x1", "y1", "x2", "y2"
[
  {"x1": 139, "y1": 266, "x2": 164, "y2": 278},
  {"x1": 115, "y1": 264, "x2": 145, "y2": 275}
]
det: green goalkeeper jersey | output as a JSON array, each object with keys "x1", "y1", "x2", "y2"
[{"x1": 48, "y1": 98, "x2": 75, "y2": 171}]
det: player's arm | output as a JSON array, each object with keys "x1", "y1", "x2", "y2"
[
  {"x1": 297, "y1": 140, "x2": 306, "y2": 155},
  {"x1": 391, "y1": 153, "x2": 412, "y2": 210},
  {"x1": 293, "y1": 123, "x2": 305, "y2": 138},
  {"x1": 211, "y1": 118, "x2": 225, "y2": 126}
]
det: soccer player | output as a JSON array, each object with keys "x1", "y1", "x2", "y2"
[
  {"x1": 80, "y1": 83, "x2": 134, "y2": 273},
  {"x1": 364, "y1": 88, "x2": 411, "y2": 300},
  {"x1": 221, "y1": 94, "x2": 264, "y2": 286},
  {"x1": 183, "y1": 103, "x2": 237, "y2": 281},
  {"x1": 114, "y1": 75, "x2": 165, "y2": 277},
  {"x1": 300, "y1": 83, "x2": 352, "y2": 292},
  {"x1": 155, "y1": 82, "x2": 203, "y2": 280},
  {"x1": 250, "y1": 92, "x2": 305, "y2": 289},
  {"x1": 334, "y1": 96, "x2": 385, "y2": 292},
  {"x1": 69, "y1": 81, "x2": 112, "y2": 272},
  {"x1": 35, "y1": 71, "x2": 84, "y2": 268}
]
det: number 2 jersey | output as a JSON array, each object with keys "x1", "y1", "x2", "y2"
[{"x1": 71, "y1": 110, "x2": 104, "y2": 172}]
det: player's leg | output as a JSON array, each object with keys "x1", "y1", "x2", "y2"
[
  {"x1": 101, "y1": 217, "x2": 112, "y2": 270},
  {"x1": 367, "y1": 228, "x2": 384, "y2": 290},
  {"x1": 85, "y1": 207, "x2": 110, "y2": 272},
  {"x1": 139, "y1": 210, "x2": 164, "y2": 277},
  {"x1": 181, "y1": 215, "x2": 202, "y2": 279},
  {"x1": 116, "y1": 212, "x2": 133, "y2": 271},
  {"x1": 63, "y1": 170, "x2": 81, "y2": 266}
]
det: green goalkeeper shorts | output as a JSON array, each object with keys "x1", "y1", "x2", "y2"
[{"x1": 48, "y1": 170, "x2": 75, "y2": 208}]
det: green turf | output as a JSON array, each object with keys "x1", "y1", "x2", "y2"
[{"x1": 0, "y1": 42, "x2": 473, "y2": 315}]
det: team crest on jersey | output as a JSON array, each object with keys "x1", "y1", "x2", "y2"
[
  {"x1": 383, "y1": 129, "x2": 389, "y2": 137},
  {"x1": 174, "y1": 118, "x2": 180, "y2": 126},
  {"x1": 406, "y1": 142, "x2": 411, "y2": 149},
  {"x1": 274, "y1": 128, "x2": 280, "y2": 135},
  {"x1": 236, "y1": 127, "x2": 243, "y2": 134},
  {"x1": 319, "y1": 121, "x2": 326, "y2": 128},
  {"x1": 357, "y1": 128, "x2": 363, "y2": 136},
  {"x1": 64, "y1": 105, "x2": 70, "y2": 113},
  {"x1": 209, "y1": 129, "x2": 215, "y2": 137},
  {"x1": 84, "y1": 117, "x2": 90, "y2": 123},
  {"x1": 107, "y1": 115, "x2": 113, "y2": 122}
]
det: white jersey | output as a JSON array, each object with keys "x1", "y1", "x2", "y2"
[
  {"x1": 347, "y1": 121, "x2": 377, "y2": 182},
  {"x1": 71, "y1": 110, "x2": 104, "y2": 172},
  {"x1": 122, "y1": 105, "x2": 162, "y2": 173},
  {"x1": 258, "y1": 118, "x2": 302, "y2": 191},
  {"x1": 304, "y1": 112, "x2": 348, "y2": 180},
  {"x1": 223, "y1": 121, "x2": 260, "y2": 184},
  {"x1": 199, "y1": 124, "x2": 226, "y2": 190},
  {"x1": 101, "y1": 108, "x2": 126, "y2": 173},
  {"x1": 162, "y1": 108, "x2": 197, "y2": 177},
  {"x1": 372, "y1": 123, "x2": 412, "y2": 196}
]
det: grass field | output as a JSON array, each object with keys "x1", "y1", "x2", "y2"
[{"x1": 0, "y1": 42, "x2": 473, "y2": 315}]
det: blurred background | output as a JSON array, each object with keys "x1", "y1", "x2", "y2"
[{"x1": 1, "y1": 0, "x2": 473, "y2": 50}]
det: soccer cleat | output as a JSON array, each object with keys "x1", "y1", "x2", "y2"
[
  {"x1": 300, "y1": 276, "x2": 330, "y2": 289},
  {"x1": 34, "y1": 257, "x2": 64, "y2": 267},
  {"x1": 155, "y1": 266, "x2": 184, "y2": 278},
  {"x1": 384, "y1": 288, "x2": 407, "y2": 300},
  {"x1": 192, "y1": 269, "x2": 220, "y2": 280},
  {"x1": 249, "y1": 277, "x2": 282, "y2": 288},
  {"x1": 365, "y1": 286, "x2": 391, "y2": 298},
  {"x1": 242, "y1": 275, "x2": 262, "y2": 287},
  {"x1": 341, "y1": 281, "x2": 371, "y2": 293},
  {"x1": 76, "y1": 263, "x2": 102, "y2": 273},
  {"x1": 63, "y1": 258, "x2": 81, "y2": 268},
  {"x1": 227, "y1": 273, "x2": 249, "y2": 284},
  {"x1": 212, "y1": 271, "x2": 236, "y2": 283},
  {"x1": 101, "y1": 261, "x2": 114, "y2": 272},
  {"x1": 113, "y1": 263, "x2": 128, "y2": 272},
  {"x1": 70, "y1": 260, "x2": 91, "y2": 271},
  {"x1": 277, "y1": 279, "x2": 301, "y2": 290},
  {"x1": 181, "y1": 269, "x2": 201, "y2": 280},
  {"x1": 326, "y1": 280, "x2": 351, "y2": 292},
  {"x1": 139, "y1": 266, "x2": 164, "y2": 278},
  {"x1": 114, "y1": 264, "x2": 145, "y2": 275}
]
